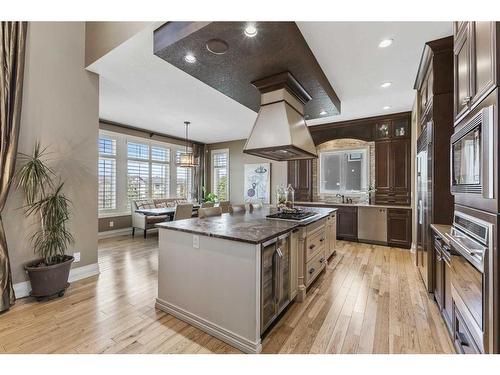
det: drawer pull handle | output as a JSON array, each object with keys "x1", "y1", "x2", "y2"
[
  {"x1": 309, "y1": 244, "x2": 316, "y2": 250},
  {"x1": 319, "y1": 257, "x2": 325, "y2": 264},
  {"x1": 309, "y1": 268, "x2": 315, "y2": 274},
  {"x1": 320, "y1": 238, "x2": 324, "y2": 242}
]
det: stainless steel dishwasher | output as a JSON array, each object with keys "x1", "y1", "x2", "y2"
[{"x1": 358, "y1": 206, "x2": 387, "y2": 243}]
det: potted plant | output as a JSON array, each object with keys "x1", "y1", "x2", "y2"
[
  {"x1": 16, "y1": 142, "x2": 74, "y2": 300},
  {"x1": 201, "y1": 186, "x2": 219, "y2": 203}
]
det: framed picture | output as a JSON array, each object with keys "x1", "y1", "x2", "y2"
[{"x1": 244, "y1": 163, "x2": 271, "y2": 204}]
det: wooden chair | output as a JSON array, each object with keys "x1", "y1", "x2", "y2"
[
  {"x1": 173, "y1": 203, "x2": 193, "y2": 221},
  {"x1": 198, "y1": 206, "x2": 222, "y2": 219},
  {"x1": 229, "y1": 204, "x2": 247, "y2": 214},
  {"x1": 201, "y1": 202, "x2": 214, "y2": 208},
  {"x1": 218, "y1": 201, "x2": 230, "y2": 214}
]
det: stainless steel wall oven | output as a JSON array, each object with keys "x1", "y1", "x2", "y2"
[{"x1": 445, "y1": 205, "x2": 498, "y2": 353}]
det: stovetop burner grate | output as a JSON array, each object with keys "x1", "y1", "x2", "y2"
[{"x1": 266, "y1": 210, "x2": 316, "y2": 221}]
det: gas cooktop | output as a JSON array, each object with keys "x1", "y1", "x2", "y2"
[{"x1": 266, "y1": 210, "x2": 317, "y2": 222}]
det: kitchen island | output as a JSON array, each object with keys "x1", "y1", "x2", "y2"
[{"x1": 155, "y1": 206, "x2": 336, "y2": 353}]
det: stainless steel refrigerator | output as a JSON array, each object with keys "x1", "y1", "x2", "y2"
[{"x1": 416, "y1": 128, "x2": 431, "y2": 291}]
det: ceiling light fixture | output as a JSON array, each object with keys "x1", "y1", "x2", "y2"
[
  {"x1": 383, "y1": 106, "x2": 391, "y2": 110},
  {"x1": 176, "y1": 121, "x2": 198, "y2": 168},
  {"x1": 378, "y1": 39, "x2": 393, "y2": 48},
  {"x1": 244, "y1": 24, "x2": 258, "y2": 38},
  {"x1": 380, "y1": 82, "x2": 392, "y2": 88},
  {"x1": 184, "y1": 53, "x2": 196, "y2": 63},
  {"x1": 319, "y1": 110, "x2": 327, "y2": 115}
]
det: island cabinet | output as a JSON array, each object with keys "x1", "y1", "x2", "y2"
[
  {"x1": 295, "y1": 217, "x2": 328, "y2": 302},
  {"x1": 325, "y1": 211, "x2": 337, "y2": 258},
  {"x1": 453, "y1": 22, "x2": 499, "y2": 124},
  {"x1": 387, "y1": 208, "x2": 411, "y2": 249}
]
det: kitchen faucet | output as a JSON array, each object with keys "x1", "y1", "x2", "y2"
[{"x1": 336, "y1": 193, "x2": 345, "y2": 204}]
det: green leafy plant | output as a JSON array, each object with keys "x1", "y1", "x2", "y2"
[
  {"x1": 16, "y1": 142, "x2": 73, "y2": 265},
  {"x1": 201, "y1": 186, "x2": 218, "y2": 203}
]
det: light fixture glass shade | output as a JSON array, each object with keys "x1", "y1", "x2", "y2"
[
  {"x1": 176, "y1": 120, "x2": 199, "y2": 168},
  {"x1": 177, "y1": 152, "x2": 198, "y2": 168}
]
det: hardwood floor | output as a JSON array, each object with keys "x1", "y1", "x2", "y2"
[{"x1": 0, "y1": 235, "x2": 454, "y2": 354}]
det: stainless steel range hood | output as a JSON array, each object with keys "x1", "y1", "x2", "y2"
[{"x1": 243, "y1": 72, "x2": 318, "y2": 161}]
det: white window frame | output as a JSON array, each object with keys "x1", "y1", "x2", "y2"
[
  {"x1": 211, "y1": 148, "x2": 230, "y2": 201},
  {"x1": 98, "y1": 129, "x2": 193, "y2": 218},
  {"x1": 98, "y1": 135, "x2": 117, "y2": 213},
  {"x1": 318, "y1": 147, "x2": 369, "y2": 195}
]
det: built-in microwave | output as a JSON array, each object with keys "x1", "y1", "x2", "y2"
[{"x1": 451, "y1": 104, "x2": 495, "y2": 211}]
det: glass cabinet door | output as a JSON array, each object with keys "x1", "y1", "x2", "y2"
[
  {"x1": 393, "y1": 119, "x2": 409, "y2": 138},
  {"x1": 375, "y1": 122, "x2": 391, "y2": 139}
]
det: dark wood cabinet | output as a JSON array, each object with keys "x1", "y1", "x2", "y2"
[
  {"x1": 387, "y1": 208, "x2": 411, "y2": 248},
  {"x1": 375, "y1": 138, "x2": 410, "y2": 205},
  {"x1": 454, "y1": 21, "x2": 499, "y2": 124},
  {"x1": 433, "y1": 237, "x2": 444, "y2": 311},
  {"x1": 335, "y1": 206, "x2": 358, "y2": 241},
  {"x1": 375, "y1": 141, "x2": 390, "y2": 191},
  {"x1": 287, "y1": 159, "x2": 312, "y2": 201}
]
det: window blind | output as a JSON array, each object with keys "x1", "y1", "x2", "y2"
[
  {"x1": 212, "y1": 150, "x2": 229, "y2": 200},
  {"x1": 98, "y1": 137, "x2": 117, "y2": 210},
  {"x1": 127, "y1": 160, "x2": 150, "y2": 202}
]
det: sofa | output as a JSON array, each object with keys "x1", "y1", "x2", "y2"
[{"x1": 131, "y1": 198, "x2": 189, "y2": 238}]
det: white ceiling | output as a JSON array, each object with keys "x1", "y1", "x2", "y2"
[
  {"x1": 297, "y1": 22, "x2": 452, "y2": 124},
  {"x1": 89, "y1": 22, "x2": 452, "y2": 143}
]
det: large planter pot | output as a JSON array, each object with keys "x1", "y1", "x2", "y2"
[{"x1": 25, "y1": 256, "x2": 74, "y2": 299}]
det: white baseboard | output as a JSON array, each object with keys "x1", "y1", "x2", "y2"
[
  {"x1": 98, "y1": 227, "x2": 132, "y2": 239},
  {"x1": 155, "y1": 298, "x2": 262, "y2": 354},
  {"x1": 13, "y1": 262, "x2": 100, "y2": 299}
]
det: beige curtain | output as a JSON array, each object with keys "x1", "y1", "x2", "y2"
[{"x1": 0, "y1": 22, "x2": 28, "y2": 313}]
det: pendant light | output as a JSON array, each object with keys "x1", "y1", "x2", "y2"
[{"x1": 177, "y1": 121, "x2": 198, "y2": 168}]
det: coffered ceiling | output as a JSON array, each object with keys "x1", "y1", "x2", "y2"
[{"x1": 88, "y1": 22, "x2": 452, "y2": 143}]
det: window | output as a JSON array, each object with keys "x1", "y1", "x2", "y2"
[
  {"x1": 98, "y1": 137, "x2": 116, "y2": 210},
  {"x1": 176, "y1": 150, "x2": 193, "y2": 199},
  {"x1": 319, "y1": 148, "x2": 368, "y2": 194},
  {"x1": 98, "y1": 129, "x2": 192, "y2": 216},
  {"x1": 127, "y1": 141, "x2": 170, "y2": 205},
  {"x1": 211, "y1": 149, "x2": 229, "y2": 201}
]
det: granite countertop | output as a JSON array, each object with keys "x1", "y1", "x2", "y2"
[
  {"x1": 430, "y1": 224, "x2": 453, "y2": 244},
  {"x1": 156, "y1": 206, "x2": 337, "y2": 245},
  {"x1": 294, "y1": 201, "x2": 412, "y2": 210}
]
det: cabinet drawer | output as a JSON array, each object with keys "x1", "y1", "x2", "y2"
[
  {"x1": 305, "y1": 249, "x2": 326, "y2": 286},
  {"x1": 306, "y1": 227, "x2": 326, "y2": 261}
]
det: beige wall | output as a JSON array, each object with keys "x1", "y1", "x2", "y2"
[
  {"x1": 207, "y1": 140, "x2": 287, "y2": 205},
  {"x1": 4, "y1": 22, "x2": 99, "y2": 284},
  {"x1": 85, "y1": 22, "x2": 152, "y2": 67}
]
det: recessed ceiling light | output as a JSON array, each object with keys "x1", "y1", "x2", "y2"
[
  {"x1": 378, "y1": 39, "x2": 393, "y2": 48},
  {"x1": 383, "y1": 106, "x2": 391, "y2": 110},
  {"x1": 380, "y1": 82, "x2": 392, "y2": 88},
  {"x1": 184, "y1": 53, "x2": 196, "y2": 63},
  {"x1": 319, "y1": 110, "x2": 327, "y2": 115},
  {"x1": 244, "y1": 24, "x2": 258, "y2": 38}
]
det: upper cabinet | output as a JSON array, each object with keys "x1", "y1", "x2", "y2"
[
  {"x1": 453, "y1": 22, "x2": 498, "y2": 124},
  {"x1": 375, "y1": 118, "x2": 410, "y2": 140}
]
